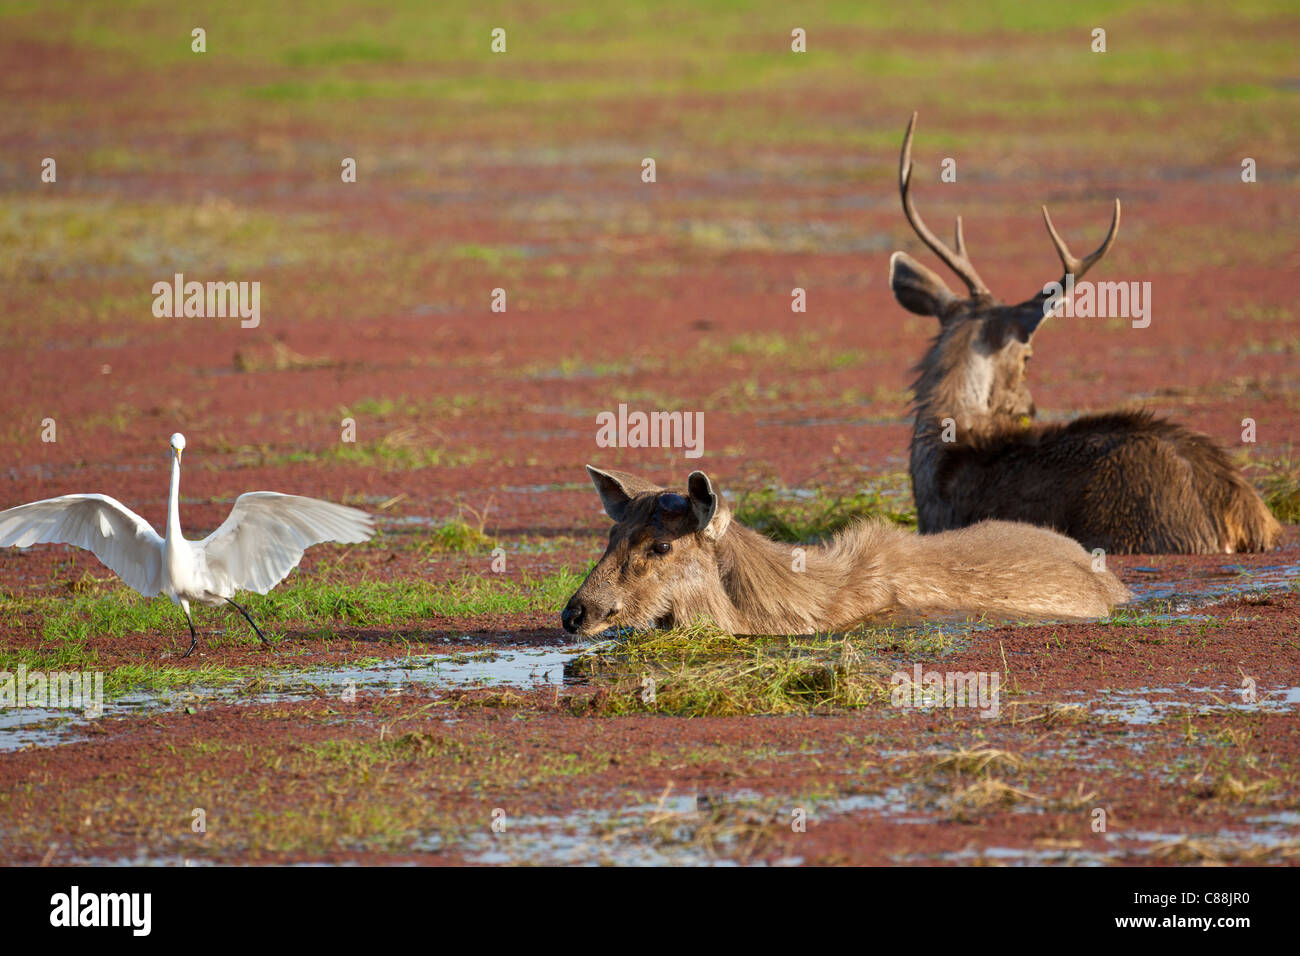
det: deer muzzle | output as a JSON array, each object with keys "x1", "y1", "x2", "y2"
[{"x1": 560, "y1": 597, "x2": 586, "y2": 634}]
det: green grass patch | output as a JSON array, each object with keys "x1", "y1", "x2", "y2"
[
  {"x1": 290, "y1": 432, "x2": 490, "y2": 471},
  {"x1": 338, "y1": 393, "x2": 503, "y2": 422},
  {"x1": 694, "y1": 331, "x2": 868, "y2": 373},
  {"x1": 449, "y1": 243, "x2": 528, "y2": 268},
  {"x1": 0, "y1": 196, "x2": 316, "y2": 284},
  {"x1": 421, "y1": 515, "x2": 495, "y2": 554},
  {"x1": 1096, "y1": 602, "x2": 1226, "y2": 630},
  {"x1": 282, "y1": 39, "x2": 406, "y2": 67},
  {"x1": 1257, "y1": 453, "x2": 1300, "y2": 524},
  {"x1": 733, "y1": 478, "x2": 916, "y2": 542},
  {"x1": 0, "y1": 642, "x2": 250, "y2": 697},
  {"x1": 13, "y1": 569, "x2": 581, "y2": 644}
]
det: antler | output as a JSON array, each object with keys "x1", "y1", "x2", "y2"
[
  {"x1": 1041, "y1": 199, "x2": 1121, "y2": 287},
  {"x1": 899, "y1": 111, "x2": 990, "y2": 298}
]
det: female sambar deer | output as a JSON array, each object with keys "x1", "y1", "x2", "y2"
[
  {"x1": 560, "y1": 466, "x2": 1129, "y2": 637},
  {"x1": 890, "y1": 113, "x2": 1280, "y2": 555}
]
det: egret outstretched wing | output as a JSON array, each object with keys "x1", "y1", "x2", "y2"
[
  {"x1": 0, "y1": 494, "x2": 164, "y2": 596},
  {"x1": 200, "y1": 492, "x2": 375, "y2": 595}
]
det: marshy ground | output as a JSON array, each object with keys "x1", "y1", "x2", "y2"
[{"x1": 0, "y1": 0, "x2": 1297, "y2": 865}]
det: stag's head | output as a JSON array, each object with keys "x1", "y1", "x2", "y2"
[
  {"x1": 891, "y1": 112, "x2": 1120, "y2": 425},
  {"x1": 560, "y1": 466, "x2": 731, "y2": 637}
]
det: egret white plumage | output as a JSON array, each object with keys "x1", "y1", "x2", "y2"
[{"x1": 0, "y1": 433, "x2": 375, "y2": 658}]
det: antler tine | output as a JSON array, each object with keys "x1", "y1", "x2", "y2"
[
  {"x1": 1041, "y1": 198, "x2": 1121, "y2": 285},
  {"x1": 898, "y1": 111, "x2": 989, "y2": 297}
]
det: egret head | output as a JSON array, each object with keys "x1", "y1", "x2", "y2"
[{"x1": 170, "y1": 432, "x2": 186, "y2": 462}]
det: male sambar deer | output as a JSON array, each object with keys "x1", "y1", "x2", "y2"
[
  {"x1": 560, "y1": 466, "x2": 1129, "y2": 637},
  {"x1": 890, "y1": 113, "x2": 1280, "y2": 555}
]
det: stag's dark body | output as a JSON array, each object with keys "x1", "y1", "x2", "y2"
[
  {"x1": 892, "y1": 112, "x2": 1279, "y2": 555},
  {"x1": 912, "y1": 403, "x2": 1279, "y2": 556}
]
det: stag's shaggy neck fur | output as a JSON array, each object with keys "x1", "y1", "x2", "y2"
[
  {"x1": 908, "y1": 320, "x2": 1021, "y2": 517},
  {"x1": 911, "y1": 320, "x2": 1001, "y2": 435}
]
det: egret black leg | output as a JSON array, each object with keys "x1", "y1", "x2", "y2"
[
  {"x1": 181, "y1": 607, "x2": 199, "y2": 660},
  {"x1": 226, "y1": 598, "x2": 270, "y2": 647}
]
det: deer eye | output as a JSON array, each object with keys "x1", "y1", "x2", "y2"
[{"x1": 651, "y1": 541, "x2": 672, "y2": 555}]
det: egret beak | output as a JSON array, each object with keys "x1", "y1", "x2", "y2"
[{"x1": 173, "y1": 447, "x2": 183, "y2": 464}]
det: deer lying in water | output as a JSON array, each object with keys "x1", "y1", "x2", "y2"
[
  {"x1": 890, "y1": 113, "x2": 1280, "y2": 555},
  {"x1": 560, "y1": 466, "x2": 1129, "y2": 637}
]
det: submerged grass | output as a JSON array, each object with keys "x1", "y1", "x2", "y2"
[
  {"x1": 566, "y1": 624, "x2": 894, "y2": 717},
  {"x1": 927, "y1": 747, "x2": 1024, "y2": 777},
  {"x1": 1151, "y1": 837, "x2": 1300, "y2": 865},
  {"x1": 576, "y1": 620, "x2": 755, "y2": 665},
  {"x1": 599, "y1": 784, "x2": 789, "y2": 863},
  {"x1": 915, "y1": 746, "x2": 1094, "y2": 820}
]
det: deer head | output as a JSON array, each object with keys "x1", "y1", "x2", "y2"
[
  {"x1": 891, "y1": 112, "x2": 1120, "y2": 429},
  {"x1": 560, "y1": 466, "x2": 732, "y2": 637}
]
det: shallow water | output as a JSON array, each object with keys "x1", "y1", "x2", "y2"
[
  {"x1": 0, "y1": 646, "x2": 580, "y2": 751},
  {"x1": 1079, "y1": 684, "x2": 1300, "y2": 725},
  {"x1": 339, "y1": 787, "x2": 913, "y2": 866},
  {"x1": 1124, "y1": 560, "x2": 1300, "y2": 606},
  {"x1": 3, "y1": 558, "x2": 1296, "y2": 754},
  {"x1": 52, "y1": 778, "x2": 1298, "y2": 866}
]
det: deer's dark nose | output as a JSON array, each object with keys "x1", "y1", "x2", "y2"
[{"x1": 561, "y1": 599, "x2": 585, "y2": 634}]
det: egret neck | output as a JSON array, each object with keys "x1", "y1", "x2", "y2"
[
  {"x1": 166, "y1": 448, "x2": 184, "y2": 545},
  {"x1": 163, "y1": 448, "x2": 194, "y2": 601}
]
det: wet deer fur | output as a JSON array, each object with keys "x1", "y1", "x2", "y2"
[
  {"x1": 561, "y1": 466, "x2": 1130, "y2": 637},
  {"x1": 891, "y1": 112, "x2": 1279, "y2": 555}
]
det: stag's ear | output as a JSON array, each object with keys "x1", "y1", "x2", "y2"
[
  {"x1": 890, "y1": 252, "x2": 958, "y2": 318},
  {"x1": 686, "y1": 471, "x2": 731, "y2": 540},
  {"x1": 1011, "y1": 305, "x2": 1048, "y2": 342},
  {"x1": 993, "y1": 302, "x2": 1049, "y2": 346},
  {"x1": 586, "y1": 465, "x2": 656, "y2": 521}
]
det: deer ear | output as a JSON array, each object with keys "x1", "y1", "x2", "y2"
[
  {"x1": 686, "y1": 471, "x2": 731, "y2": 539},
  {"x1": 1012, "y1": 310, "x2": 1047, "y2": 342},
  {"x1": 890, "y1": 252, "x2": 958, "y2": 318},
  {"x1": 998, "y1": 302, "x2": 1049, "y2": 345},
  {"x1": 586, "y1": 465, "x2": 639, "y2": 521}
]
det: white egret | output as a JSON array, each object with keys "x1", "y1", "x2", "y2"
[{"x1": 0, "y1": 432, "x2": 375, "y2": 657}]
